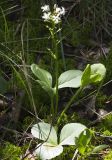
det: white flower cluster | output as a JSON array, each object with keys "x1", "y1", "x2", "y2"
[{"x1": 41, "y1": 4, "x2": 65, "y2": 24}]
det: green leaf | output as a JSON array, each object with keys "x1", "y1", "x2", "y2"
[
  {"x1": 34, "y1": 143, "x2": 63, "y2": 160},
  {"x1": 90, "y1": 63, "x2": 106, "y2": 83},
  {"x1": 31, "y1": 122, "x2": 57, "y2": 145},
  {"x1": 81, "y1": 63, "x2": 106, "y2": 87},
  {"x1": 31, "y1": 122, "x2": 87, "y2": 159},
  {"x1": 58, "y1": 70, "x2": 82, "y2": 89},
  {"x1": 92, "y1": 145, "x2": 109, "y2": 153},
  {"x1": 59, "y1": 123, "x2": 86, "y2": 145},
  {"x1": 81, "y1": 64, "x2": 91, "y2": 87},
  {"x1": 75, "y1": 129, "x2": 92, "y2": 155},
  {"x1": 31, "y1": 64, "x2": 52, "y2": 87},
  {"x1": 37, "y1": 80, "x2": 54, "y2": 97}
]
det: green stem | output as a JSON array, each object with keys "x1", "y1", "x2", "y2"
[
  {"x1": 50, "y1": 96, "x2": 54, "y2": 116},
  {"x1": 57, "y1": 87, "x2": 83, "y2": 126},
  {"x1": 55, "y1": 50, "x2": 59, "y2": 115},
  {"x1": 51, "y1": 24, "x2": 59, "y2": 116}
]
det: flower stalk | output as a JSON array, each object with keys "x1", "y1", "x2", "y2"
[{"x1": 41, "y1": 4, "x2": 65, "y2": 116}]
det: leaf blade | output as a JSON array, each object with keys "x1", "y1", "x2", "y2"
[
  {"x1": 90, "y1": 63, "x2": 106, "y2": 83},
  {"x1": 59, "y1": 123, "x2": 86, "y2": 146},
  {"x1": 81, "y1": 64, "x2": 91, "y2": 87},
  {"x1": 31, "y1": 64, "x2": 52, "y2": 87},
  {"x1": 92, "y1": 145, "x2": 109, "y2": 153},
  {"x1": 58, "y1": 70, "x2": 82, "y2": 89},
  {"x1": 31, "y1": 122, "x2": 57, "y2": 145},
  {"x1": 34, "y1": 143, "x2": 63, "y2": 160},
  {"x1": 37, "y1": 80, "x2": 54, "y2": 97}
]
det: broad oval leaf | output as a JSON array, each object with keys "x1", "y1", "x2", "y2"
[
  {"x1": 34, "y1": 143, "x2": 63, "y2": 160},
  {"x1": 31, "y1": 122, "x2": 57, "y2": 145},
  {"x1": 60, "y1": 123, "x2": 86, "y2": 146},
  {"x1": 58, "y1": 70, "x2": 82, "y2": 89},
  {"x1": 31, "y1": 64, "x2": 52, "y2": 87},
  {"x1": 90, "y1": 63, "x2": 106, "y2": 83}
]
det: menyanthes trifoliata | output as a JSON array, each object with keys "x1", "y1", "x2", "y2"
[{"x1": 41, "y1": 4, "x2": 65, "y2": 24}]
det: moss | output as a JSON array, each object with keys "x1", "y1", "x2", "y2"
[
  {"x1": 102, "y1": 113, "x2": 112, "y2": 131},
  {"x1": 104, "y1": 150, "x2": 112, "y2": 160},
  {"x1": 96, "y1": 113, "x2": 112, "y2": 135},
  {"x1": 103, "y1": 130, "x2": 112, "y2": 136},
  {"x1": 96, "y1": 92, "x2": 107, "y2": 109},
  {"x1": 0, "y1": 141, "x2": 32, "y2": 160},
  {"x1": 0, "y1": 142, "x2": 22, "y2": 160}
]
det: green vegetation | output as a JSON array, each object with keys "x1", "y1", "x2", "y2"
[
  {"x1": 104, "y1": 150, "x2": 112, "y2": 160},
  {"x1": 0, "y1": 142, "x2": 22, "y2": 160},
  {"x1": 0, "y1": 1, "x2": 112, "y2": 160}
]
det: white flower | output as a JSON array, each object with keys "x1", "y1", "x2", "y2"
[
  {"x1": 55, "y1": 7, "x2": 61, "y2": 14},
  {"x1": 41, "y1": 5, "x2": 50, "y2": 12},
  {"x1": 52, "y1": 15, "x2": 61, "y2": 24},
  {"x1": 41, "y1": 4, "x2": 65, "y2": 24},
  {"x1": 54, "y1": 4, "x2": 57, "y2": 10},
  {"x1": 42, "y1": 12, "x2": 51, "y2": 21},
  {"x1": 54, "y1": 4, "x2": 65, "y2": 16},
  {"x1": 60, "y1": 7, "x2": 65, "y2": 15},
  {"x1": 54, "y1": 4, "x2": 61, "y2": 13}
]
